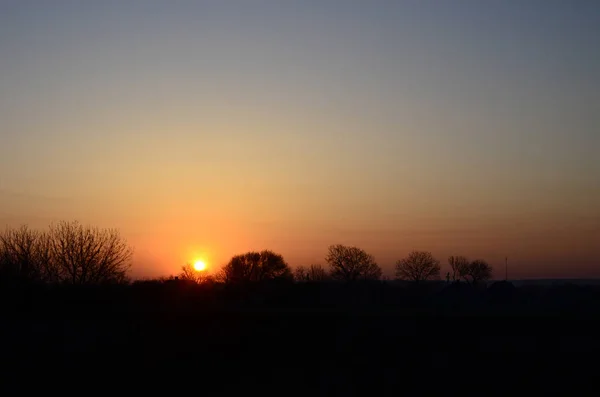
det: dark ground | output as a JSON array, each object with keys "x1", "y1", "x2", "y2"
[{"x1": 2, "y1": 281, "x2": 599, "y2": 394}]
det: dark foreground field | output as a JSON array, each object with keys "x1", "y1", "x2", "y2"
[{"x1": 2, "y1": 281, "x2": 600, "y2": 394}]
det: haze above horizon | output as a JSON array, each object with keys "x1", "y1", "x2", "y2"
[{"x1": 1, "y1": 1, "x2": 598, "y2": 279}]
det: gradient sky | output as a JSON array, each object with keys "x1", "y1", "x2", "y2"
[{"x1": 1, "y1": 1, "x2": 598, "y2": 279}]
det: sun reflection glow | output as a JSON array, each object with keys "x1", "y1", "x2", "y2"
[{"x1": 193, "y1": 260, "x2": 207, "y2": 272}]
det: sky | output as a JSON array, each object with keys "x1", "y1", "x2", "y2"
[{"x1": 1, "y1": 0, "x2": 598, "y2": 279}]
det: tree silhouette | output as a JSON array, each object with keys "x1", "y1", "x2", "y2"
[
  {"x1": 462, "y1": 259, "x2": 493, "y2": 285},
  {"x1": 294, "y1": 264, "x2": 329, "y2": 282},
  {"x1": 0, "y1": 225, "x2": 56, "y2": 284},
  {"x1": 395, "y1": 251, "x2": 441, "y2": 283},
  {"x1": 179, "y1": 263, "x2": 213, "y2": 284},
  {"x1": 48, "y1": 221, "x2": 132, "y2": 285},
  {"x1": 326, "y1": 244, "x2": 382, "y2": 281},
  {"x1": 448, "y1": 256, "x2": 469, "y2": 282},
  {"x1": 0, "y1": 222, "x2": 132, "y2": 285},
  {"x1": 219, "y1": 250, "x2": 293, "y2": 284}
]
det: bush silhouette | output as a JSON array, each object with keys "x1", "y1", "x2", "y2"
[
  {"x1": 294, "y1": 264, "x2": 329, "y2": 282},
  {"x1": 179, "y1": 263, "x2": 213, "y2": 284}
]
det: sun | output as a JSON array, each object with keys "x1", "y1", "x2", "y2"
[{"x1": 193, "y1": 260, "x2": 207, "y2": 272}]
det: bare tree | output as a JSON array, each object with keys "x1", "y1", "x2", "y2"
[
  {"x1": 326, "y1": 244, "x2": 382, "y2": 282},
  {"x1": 448, "y1": 256, "x2": 469, "y2": 282},
  {"x1": 219, "y1": 250, "x2": 292, "y2": 284},
  {"x1": 462, "y1": 259, "x2": 493, "y2": 285},
  {"x1": 0, "y1": 225, "x2": 58, "y2": 283},
  {"x1": 179, "y1": 263, "x2": 213, "y2": 284},
  {"x1": 294, "y1": 266, "x2": 307, "y2": 282},
  {"x1": 395, "y1": 251, "x2": 441, "y2": 283},
  {"x1": 48, "y1": 221, "x2": 133, "y2": 285},
  {"x1": 294, "y1": 264, "x2": 329, "y2": 282}
]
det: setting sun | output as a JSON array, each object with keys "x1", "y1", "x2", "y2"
[{"x1": 193, "y1": 260, "x2": 207, "y2": 272}]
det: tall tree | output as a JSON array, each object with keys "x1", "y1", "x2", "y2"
[
  {"x1": 326, "y1": 244, "x2": 382, "y2": 281},
  {"x1": 395, "y1": 251, "x2": 441, "y2": 283},
  {"x1": 448, "y1": 256, "x2": 469, "y2": 282}
]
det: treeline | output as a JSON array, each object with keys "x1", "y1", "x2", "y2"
[
  {"x1": 1, "y1": 222, "x2": 496, "y2": 288},
  {"x1": 5, "y1": 223, "x2": 600, "y2": 316},
  {"x1": 174, "y1": 244, "x2": 494, "y2": 286}
]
